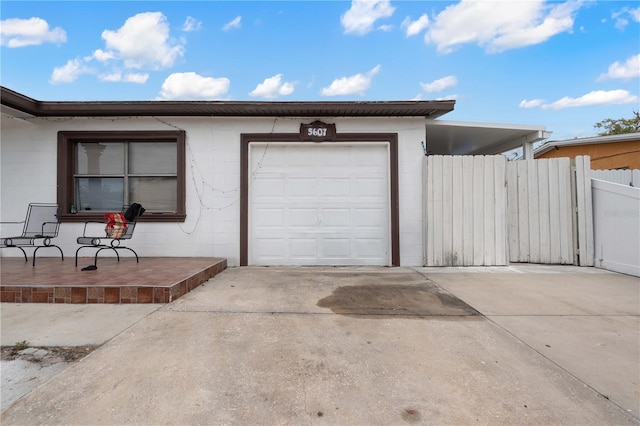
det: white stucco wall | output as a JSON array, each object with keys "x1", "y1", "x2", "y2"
[{"x1": 1, "y1": 115, "x2": 426, "y2": 266}]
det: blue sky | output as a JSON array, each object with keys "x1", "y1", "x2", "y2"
[{"x1": 1, "y1": 0, "x2": 638, "y2": 140}]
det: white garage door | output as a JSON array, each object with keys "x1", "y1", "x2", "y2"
[{"x1": 249, "y1": 143, "x2": 390, "y2": 265}]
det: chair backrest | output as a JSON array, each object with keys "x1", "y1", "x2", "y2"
[
  {"x1": 22, "y1": 203, "x2": 61, "y2": 238},
  {"x1": 117, "y1": 204, "x2": 144, "y2": 240}
]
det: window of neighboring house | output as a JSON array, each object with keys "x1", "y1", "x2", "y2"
[{"x1": 57, "y1": 131, "x2": 186, "y2": 222}]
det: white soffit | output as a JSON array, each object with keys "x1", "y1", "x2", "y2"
[
  {"x1": 426, "y1": 120, "x2": 551, "y2": 156},
  {"x1": 1, "y1": 104, "x2": 35, "y2": 121}
]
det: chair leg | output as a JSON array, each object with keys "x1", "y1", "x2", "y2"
[
  {"x1": 94, "y1": 247, "x2": 120, "y2": 266},
  {"x1": 75, "y1": 246, "x2": 85, "y2": 266},
  {"x1": 32, "y1": 245, "x2": 64, "y2": 266},
  {"x1": 17, "y1": 247, "x2": 28, "y2": 263},
  {"x1": 75, "y1": 246, "x2": 95, "y2": 266},
  {"x1": 122, "y1": 247, "x2": 139, "y2": 263},
  {"x1": 0, "y1": 247, "x2": 27, "y2": 262},
  {"x1": 93, "y1": 247, "x2": 138, "y2": 265}
]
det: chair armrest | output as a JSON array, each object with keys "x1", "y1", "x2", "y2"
[
  {"x1": 82, "y1": 221, "x2": 106, "y2": 237},
  {"x1": 39, "y1": 221, "x2": 60, "y2": 237}
]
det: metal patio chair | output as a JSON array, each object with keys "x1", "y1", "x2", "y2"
[
  {"x1": 0, "y1": 203, "x2": 64, "y2": 266},
  {"x1": 75, "y1": 203, "x2": 145, "y2": 268}
]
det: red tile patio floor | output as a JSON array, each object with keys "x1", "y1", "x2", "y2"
[{"x1": 1, "y1": 257, "x2": 227, "y2": 304}]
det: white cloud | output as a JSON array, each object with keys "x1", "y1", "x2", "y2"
[
  {"x1": 341, "y1": 0, "x2": 395, "y2": 35},
  {"x1": 597, "y1": 54, "x2": 640, "y2": 81},
  {"x1": 249, "y1": 74, "x2": 295, "y2": 99},
  {"x1": 182, "y1": 16, "x2": 202, "y2": 32},
  {"x1": 420, "y1": 75, "x2": 457, "y2": 93},
  {"x1": 223, "y1": 16, "x2": 242, "y2": 31},
  {"x1": 415, "y1": 93, "x2": 458, "y2": 101},
  {"x1": 49, "y1": 59, "x2": 93, "y2": 84},
  {"x1": 612, "y1": 7, "x2": 640, "y2": 30},
  {"x1": 0, "y1": 17, "x2": 66, "y2": 47},
  {"x1": 519, "y1": 99, "x2": 544, "y2": 108},
  {"x1": 101, "y1": 12, "x2": 185, "y2": 70},
  {"x1": 92, "y1": 49, "x2": 115, "y2": 62},
  {"x1": 540, "y1": 89, "x2": 638, "y2": 110},
  {"x1": 425, "y1": 0, "x2": 583, "y2": 54},
  {"x1": 123, "y1": 73, "x2": 149, "y2": 84},
  {"x1": 99, "y1": 72, "x2": 123, "y2": 82},
  {"x1": 402, "y1": 14, "x2": 429, "y2": 37},
  {"x1": 321, "y1": 65, "x2": 380, "y2": 97},
  {"x1": 613, "y1": 16, "x2": 629, "y2": 31},
  {"x1": 99, "y1": 71, "x2": 149, "y2": 83},
  {"x1": 158, "y1": 72, "x2": 230, "y2": 100}
]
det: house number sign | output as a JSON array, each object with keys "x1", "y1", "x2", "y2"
[{"x1": 300, "y1": 121, "x2": 336, "y2": 141}]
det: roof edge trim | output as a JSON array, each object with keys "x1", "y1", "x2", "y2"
[
  {"x1": 535, "y1": 132, "x2": 640, "y2": 157},
  {"x1": 1, "y1": 86, "x2": 455, "y2": 118}
]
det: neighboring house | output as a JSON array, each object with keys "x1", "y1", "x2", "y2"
[
  {"x1": 1, "y1": 86, "x2": 550, "y2": 267},
  {"x1": 535, "y1": 132, "x2": 640, "y2": 170}
]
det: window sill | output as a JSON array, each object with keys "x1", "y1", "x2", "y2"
[{"x1": 60, "y1": 213, "x2": 186, "y2": 223}]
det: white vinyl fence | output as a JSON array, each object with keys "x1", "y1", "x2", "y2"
[
  {"x1": 591, "y1": 169, "x2": 640, "y2": 187},
  {"x1": 424, "y1": 155, "x2": 594, "y2": 267},
  {"x1": 592, "y1": 179, "x2": 640, "y2": 277}
]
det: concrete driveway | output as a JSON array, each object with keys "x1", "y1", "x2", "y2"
[{"x1": 2, "y1": 266, "x2": 639, "y2": 425}]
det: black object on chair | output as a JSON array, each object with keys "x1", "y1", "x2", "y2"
[
  {"x1": 0, "y1": 203, "x2": 64, "y2": 266},
  {"x1": 75, "y1": 203, "x2": 145, "y2": 268}
]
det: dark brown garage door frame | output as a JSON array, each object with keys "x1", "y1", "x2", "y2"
[{"x1": 240, "y1": 132, "x2": 400, "y2": 266}]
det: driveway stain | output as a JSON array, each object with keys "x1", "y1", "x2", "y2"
[
  {"x1": 402, "y1": 408, "x2": 421, "y2": 423},
  {"x1": 317, "y1": 283, "x2": 480, "y2": 319}
]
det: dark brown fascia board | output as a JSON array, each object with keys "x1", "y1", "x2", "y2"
[{"x1": 1, "y1": 86, "x2": 454, "y2": 118}]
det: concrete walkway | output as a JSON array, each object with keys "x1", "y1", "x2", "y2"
[{"x1": 1, "y1": 265, "x2": 639, "y2": 425}]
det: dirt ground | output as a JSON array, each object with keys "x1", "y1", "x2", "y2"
[{"x1": 1, "y1": 344, "x2": 97, "y2": 366}]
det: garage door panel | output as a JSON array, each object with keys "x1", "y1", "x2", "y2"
[
  {"x1": 318, "y1": 146, "x2": 351, "y2": 166},
  {"x1": 290, "y1": 239, "x2": 318, "y2": 258},
  {"x1": 356, "y1": 149, "x2": 387, "y2": 165},
  {"x1": 289, "y1": 178, "x2": 318, "y2": 197},
  {"x1": 322, "y1": 239, "x2": 352, "y2": 258},
  {"x1": 321, "y1": 209, "x2": 351, "y2": 227},
  {"x1": 355, "y1": 239, "x2": 386, "y2": 257},
  {"x1": 253, "y1": 145, "x2": 279, "y2": 167},
  {"x1": 286, "y1": 146, "x2": 318, "y2": 166},
  {"x1": 320, "y1": 178, "x2": 351, "y2": 197},
  {"x1": 289, "y1": 208, "x2": 318, "y2": 227},
  {"x1": 253, "y1": 178, "x2": 285, "y2": 199},
  {"x1": 355, "y1": 178, "x2": 386, "y2": 199},
  {"x1": 254, "y1": 208, "x2": 284, "y2": 227},
  {"x1": 253, "y1": 238, "x2": 286, "y2": 260},
  {"x1": 355, "y1": 208, "x2": 385, "y2": 227},
  {"x1": 250, "y1": 143, "x2": 389, "y2": 265}
]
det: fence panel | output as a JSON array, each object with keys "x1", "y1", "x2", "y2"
[
  {"x1": 574, "y1": 156, "x2": 595, "y2": 266},
  {"x1": 506, "y1": 158, "x2": 574, "y2": 264},
  {"x1": 424, "y1": 155, "x2": 507, "y2": 266},
  {"x1": 426, "y1": 155, "x2": 593, "y2": 267},
  {"x1": 592, "y1": 179, "x2": 640, "y2": 277},
  {"x1": 591, "y1": 169, "x2": 640, "y2": 186}
]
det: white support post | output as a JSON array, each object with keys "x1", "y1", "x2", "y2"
[{"x1": 522, "y1": 141, "x2": 534, "y2": 160}]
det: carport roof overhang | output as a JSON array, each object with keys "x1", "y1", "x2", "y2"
[{"x1": 425, "y1": 120, "x2": 551, "y2": 156}]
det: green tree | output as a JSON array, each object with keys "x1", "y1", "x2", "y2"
[{"x1": 594, "y1": 110, "x2": 640, "y2": 135}]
